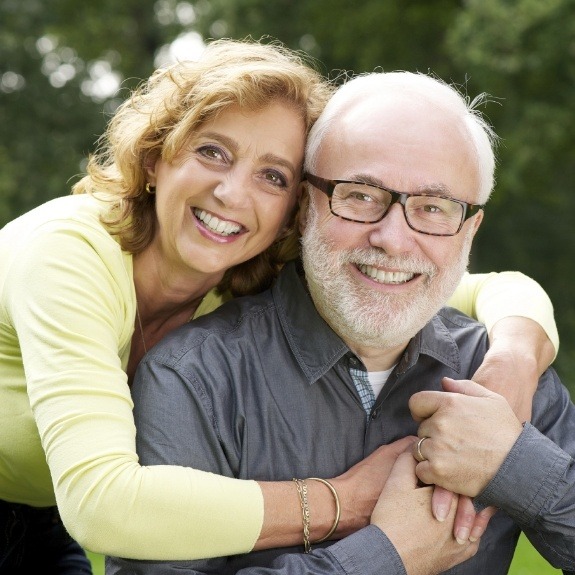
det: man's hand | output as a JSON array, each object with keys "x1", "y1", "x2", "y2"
[
  {"x1": 372, "y1": 452, "x2": 479, "y2": 575},
  {"x1": 409, "y1": 377, "x2": 523, "y2": 496}
]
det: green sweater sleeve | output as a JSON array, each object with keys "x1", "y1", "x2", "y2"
[
  {"x1": 448, "y1": 271, "x2": 559, "y2": 357},
  {"x1": 0, "y1": 199, "x2": 263, "y2": 559}
]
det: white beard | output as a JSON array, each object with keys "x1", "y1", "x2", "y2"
[{"x1": 301, "y1": 200, "x2": 474, "y2": 349}]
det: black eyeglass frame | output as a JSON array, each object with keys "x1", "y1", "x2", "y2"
[{"x1": 304, "y1": 173, "x2": 484, "y2": 237}]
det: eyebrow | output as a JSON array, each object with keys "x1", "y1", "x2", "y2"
[
  {"x1": 351, "y1": 173, "x2": 454, "y2": 198},
  {"x1": 198, "y1": 131, "x2": 298, "y2": 178}
]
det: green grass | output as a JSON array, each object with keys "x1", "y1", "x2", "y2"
[
  {"x1": 509, "y1": 533, "x2": 562, "y2": 574},
  {"x1": 86, "y1": 533, "x2": 561, "y2": 574}
]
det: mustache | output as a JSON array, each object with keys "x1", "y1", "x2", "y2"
[{"x1": 339, "y1": 247, "x2": 438, "y2": 278}]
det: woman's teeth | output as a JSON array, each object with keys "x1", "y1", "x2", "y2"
[{"x1": 194, "y1": 209, "x2": 242, "y2": 236}]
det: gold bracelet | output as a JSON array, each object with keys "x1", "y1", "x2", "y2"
[
  {"x1": 292, "y1": 478, "x2": 312, "y2": 553},
  {"x1": 307, "y1": 477, "x2": 341, "y2": 544}
]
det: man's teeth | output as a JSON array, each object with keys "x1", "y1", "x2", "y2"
[
  {"x1": 194, "y1": 209, "x2": 242, "y2": 236},
  {"x1": 358, "y1": 265, "x2": 414, "y2": 284}
]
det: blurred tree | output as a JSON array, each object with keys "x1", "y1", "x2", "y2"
[
  {"x1": 446, "y1": 0, "x2": 575, "y2": 387},
  {"x1": 0, "y1": 0, "x2": 179, "y2": 224}
]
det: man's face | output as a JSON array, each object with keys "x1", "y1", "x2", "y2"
[{"x1": 301, "y1": 92, "x2": 484, "y2": 354}]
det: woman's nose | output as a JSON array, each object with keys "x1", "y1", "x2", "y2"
[{"x1": 212, "y1": 171, "x2": 253, "y2": 208}]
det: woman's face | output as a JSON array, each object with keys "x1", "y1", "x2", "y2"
[{"x1": 147, "y1": 102, "x2": 306, "y2": 280}]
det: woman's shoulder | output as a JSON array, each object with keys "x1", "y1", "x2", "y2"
[{"x1": 2, "y1": 193, "x2": 114, "y2": 237}]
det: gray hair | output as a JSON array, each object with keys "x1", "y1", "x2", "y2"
[{"x1": 304, "y1": 71, "x2": 498, "y2": 204}]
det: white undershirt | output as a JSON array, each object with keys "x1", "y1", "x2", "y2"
[{"x1": 367, "y1": 366, "x2": 395, "y2": 398}]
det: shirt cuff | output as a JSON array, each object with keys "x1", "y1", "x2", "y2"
[
  {"x1": 476, "y1": 422, "x2": 571, "y2": 522},
  {"x1": 329, "y1": 525, "x2": 406, "y2": 575}
]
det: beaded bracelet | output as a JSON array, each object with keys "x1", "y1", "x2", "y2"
[
  {"x1": 293, "y1": 477, "x2": 341, "y2": 552},
  {"x1": 292, "y1": 478, "x2": 312, "y2": 552}
]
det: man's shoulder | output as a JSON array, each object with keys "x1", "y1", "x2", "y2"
[
  {"x1": 146, "y1": 290, "x2": 277, "y2": 363},
  {"x1": 436, "y1": 305, "x2": 487, "y2": 333},
  {"x1": 425, "y1": 306, "x2": 489, "y2": 367}
]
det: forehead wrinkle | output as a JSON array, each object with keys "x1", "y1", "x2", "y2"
[
  {"x1": 197, "y1": 131, "x2": 239, "y2": 153},
  {"x1": 260, "y1": 152, "x2": 298, "y2": 178},
  {"x1": 198, "y1": 130, "x2": 299, "y2": 178}
]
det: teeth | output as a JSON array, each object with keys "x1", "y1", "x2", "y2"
[
  {"x1": 358, "y1": 264, "x2": 414, "y2": 284},
  {"x1": 194, "y1": 209, "x2": 242, "y2": 236}
]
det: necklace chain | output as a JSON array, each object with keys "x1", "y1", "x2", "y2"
[{"x1": 136, "y1": 307, "x2": 148, "y2": 354}]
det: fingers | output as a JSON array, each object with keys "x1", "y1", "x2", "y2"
[
  {"x1": 410, "y1": 377, "x2": 497, "y2": 423},
  {"x1": 389, "y1": 435, "x2": 419, "y2": 457},
  {"x1": 453, "y1": 496, "x2": 476, "y2": 544},
  {"x1": 470, "y1": 505, "x2": 497, "y2": 542},
  {"x1": 441, "y1": 377, "x2": 496, "y2": 398},
  {"x1": 408, "y1": 389, "x2": 444, "y2": 422},
  {"x1": 386, "y1": 451, "x2": 421, "y2": 491},
  {"x1": 431, "y1": 485, "x2": 455, "y2": 522}
]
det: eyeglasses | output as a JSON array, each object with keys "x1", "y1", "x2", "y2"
[{"x1": 305, "y1": 173, "x2": 484, "y2": 237}]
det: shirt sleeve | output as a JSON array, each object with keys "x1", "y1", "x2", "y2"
[
  {"x1": 107, "y1": 527, "x2": 407, "y2": 575},
  {"x1": 6, "y1": 226, "x2": 263, "y2": 559},
  {"x1": 476, "y1": 372, "x2": 575, "y2": 571},
  {"x1": 447, "y1": 271, "x2": 559, "y2": 357},
  {"x1": 235, "y1": 528, "x2": 406, "y2": 575}
]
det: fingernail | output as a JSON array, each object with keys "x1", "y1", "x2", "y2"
[
  {"x1": 469, "y1": 526, "x2": 483, "y2": 542},
  {"x1": 435, "y1": 505, "x2": 448, "y2": 522},
  {"x1": 455, "y1": 527, "x2": 470, "y2": 544}
]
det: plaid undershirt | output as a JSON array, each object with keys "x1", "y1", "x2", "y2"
[{"x1": 349, "y1": 367, "x2": 376, "y2": 417}]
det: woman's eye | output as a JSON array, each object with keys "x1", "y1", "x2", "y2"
[
  {"x1": 197, "y1": 145, "x2": 227, "y2": 161},
  {"x1": 263, "y1": 170, "x2": 287, "y2": 187}
]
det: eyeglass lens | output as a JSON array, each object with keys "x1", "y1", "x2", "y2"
[{"x1": 330, "y1": 182, "x2": 464, "y2": 235}]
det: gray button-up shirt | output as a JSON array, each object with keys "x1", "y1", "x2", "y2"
[{"x1": 108, "y1": 261, "x2": 575, "y2": 575}]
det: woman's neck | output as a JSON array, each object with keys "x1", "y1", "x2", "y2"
[{"x1": 128, "y1": 249, "x2": 224, "y2": 382}]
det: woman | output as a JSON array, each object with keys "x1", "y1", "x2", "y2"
[{"x1": 0, "y1": 38, "x2": 558, "y2": 573}]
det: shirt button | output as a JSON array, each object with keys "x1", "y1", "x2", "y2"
[{"x1": 349, "y1": 356, "x2": 359, "y2": 366}]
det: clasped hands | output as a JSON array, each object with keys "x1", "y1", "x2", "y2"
[{"x1": 409, "y1": 376, "x2": 525, "y2": 544}]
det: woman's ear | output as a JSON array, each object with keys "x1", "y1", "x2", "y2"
[{"x1": 144, "y1": 155, "x2": 159, "y2": 186}]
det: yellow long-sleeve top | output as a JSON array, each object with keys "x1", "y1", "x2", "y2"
[{"x1": 0, "y1": 193, "x2": 559, "y2": 560}]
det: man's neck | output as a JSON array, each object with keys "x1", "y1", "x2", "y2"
[{"x1": 345, "y1": 339, "x2": 408, "y2": 372}]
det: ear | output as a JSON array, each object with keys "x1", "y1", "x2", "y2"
[
  {"x1": 144, "y1": 155, "x2": 159, "y2": 187},
  {"x1": 298, "y1": 184, "x2": 311, "y2": 235},
  {"x1": 469, "y1": 209, "x2": 484, "y2": 238}
]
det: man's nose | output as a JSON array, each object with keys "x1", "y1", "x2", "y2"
[{"x1": 367, "y1": 203, "x2": 416, "y2": 255}]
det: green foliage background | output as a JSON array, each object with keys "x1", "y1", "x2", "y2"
[{"x1": 2, "y1": 0, "x2": 574, "y2": 395}]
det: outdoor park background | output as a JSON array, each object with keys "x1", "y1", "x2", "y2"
[{"x1": 1, "y1": 0, "x2": 573, "y2": 573}]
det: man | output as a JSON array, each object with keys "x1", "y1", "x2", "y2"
[{"x1": 109, "y1": 71, "x2": 573, "y2": 574}]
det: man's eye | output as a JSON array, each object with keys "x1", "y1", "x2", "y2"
[
  {"x1": 349, "y1": 192, "x2": 375, "y2": 203},
  {"x1": 423, "y1": 204, "x2": 442, "y2": 213}
]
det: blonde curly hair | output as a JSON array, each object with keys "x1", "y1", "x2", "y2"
[{"x1": 73, "y1": 38, "x2": 333, "y2": 296}]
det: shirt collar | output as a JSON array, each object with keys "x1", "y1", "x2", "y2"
[
  {"x1": 272, "y1": 261, "x2": 350, "y2": 383},
  {"x1": 396, "y1": 315, "x2": 462, "y2": 374},
  {"x1": 273, "y1": 261, "x2": 463, "y2": 380}
]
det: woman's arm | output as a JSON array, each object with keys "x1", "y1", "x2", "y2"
[{"x1": 448, "y1": 271, "x2": 558, "y2": 420}]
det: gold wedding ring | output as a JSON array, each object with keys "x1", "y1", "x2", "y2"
[{"x1": 414, "y1": 436, "x2": 429, "y2": 462}]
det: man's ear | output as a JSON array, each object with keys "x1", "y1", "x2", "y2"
[
  {"x1": 470, "y1": 209, "x2": 484, "y2": 238},
  {"x1": 298, "y1": 184, "x2": 311, "y2": 234}
]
